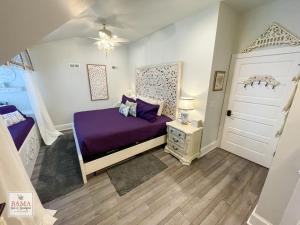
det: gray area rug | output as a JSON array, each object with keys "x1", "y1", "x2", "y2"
[
  {"x1": 35, "y1": 133, "x2": 83, "y2": 203},
  {"x1": 107, "y1": 153, "x2": 168, "y2": 196}
]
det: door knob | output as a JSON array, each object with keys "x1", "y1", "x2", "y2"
[{"x1": 227, "y1": 110, "x2": 232, "y2": 117}]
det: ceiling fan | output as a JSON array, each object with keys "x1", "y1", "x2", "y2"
[{"x1": 89, "y1": 24, "x2": 128, "y2": 55}]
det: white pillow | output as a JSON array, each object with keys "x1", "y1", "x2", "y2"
[
  {"x1": 137, "y1": 96, "x2": 164, "y2": 116},
  {"x1": 125, "y1": 100, "x2": 137, "y2": 117},
  {"x1": 1, "y1": 111, "x2": 26, "y2": 127},
  {"x1": 119, "y1": 103, "x2": 130, "y2": 117}
]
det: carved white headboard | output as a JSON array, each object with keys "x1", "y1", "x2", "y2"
[{"x1": 135, "y1": 62, "x2": 182, "y2": 120}]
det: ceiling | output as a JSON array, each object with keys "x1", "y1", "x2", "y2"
[
  {"x1": 41, "y1": 0, "x2": 220, "y2": 43},
  {"x1": 224, "y1": 0, "x2": 275, "y2": 12},
  {"x1": 0, "y1": 0, "x2": 93, "y2": 64},
  {"x1": 41, "y1": 0, "x2": 276, "y2": 44}
]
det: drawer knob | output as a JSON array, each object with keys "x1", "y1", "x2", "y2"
[{"x1": 173, "y1": 137, "x2": 179, "y2": 143}]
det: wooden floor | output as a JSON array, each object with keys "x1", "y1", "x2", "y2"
[{"x1": 36, "y1": 148, "x2": 268, "y2": 225}]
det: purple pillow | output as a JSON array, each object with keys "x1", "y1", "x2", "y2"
[
  {"x1": 0, "y1": 105, "x2": 18, "y2": 115},
  {"x1": 121, "y1": 95, "x2": 136, "y2": 104},
  {"x1": 136, "y1": 98, "x2": 159, "y2": 122},
  {"x1": 0, "y1": 105, "x2": 27, "y2": 118}
]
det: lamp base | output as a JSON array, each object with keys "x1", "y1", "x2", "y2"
[{"x1": 180, "y1": 111, "x2": 189, "y2": 125}]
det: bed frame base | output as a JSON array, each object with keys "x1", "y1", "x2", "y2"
[{"x1": 73, "y1": 124, "x2": 166, "y2": 184}]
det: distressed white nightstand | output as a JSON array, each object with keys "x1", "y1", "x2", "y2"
[{"x1": 164, "y1": 120, "x2": 203, "y2": 165}]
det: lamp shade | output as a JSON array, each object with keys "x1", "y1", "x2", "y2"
[{"x1": 178, "y1": 97, "x2": 196, "y2": 110}]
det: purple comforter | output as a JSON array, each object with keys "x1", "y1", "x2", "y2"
[
  {"x1": 74, "y1": 108, "x2": 171, "y2": 162},
  {"x1": 8, "y1": 117, "x2": 35, "y2": 150}
]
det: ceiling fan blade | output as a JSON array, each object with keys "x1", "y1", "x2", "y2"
[
  {"x1": 112, "y1": 37, "x2": 128, "y2": 43},
  {"x1": 78, "y1": 14, "x2": 125, "y2": 29},
  {"x1": 88, "y1": 37, "x2": 101, "y2": 41}
]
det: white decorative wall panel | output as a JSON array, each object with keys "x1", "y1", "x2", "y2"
[
  {"x1": 136, "y1": 62, "x2": 182, "y2": 119},
  {"x1": 242, "y1": 23, "x2": 300, "y2": 53},
  {"x1": 87, "y1": 64, "x2": 108, "y2": 100}
]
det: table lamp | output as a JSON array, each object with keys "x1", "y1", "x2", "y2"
[{"x1": 178, "y1": 97, "x2": 195, "y2": 124}]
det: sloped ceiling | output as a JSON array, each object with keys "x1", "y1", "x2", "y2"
[
  {"x1": 0, "y1": 0, "x2": 94, "y2": 64},
  {"x1": 41, "y1": 0, "x2": 221, "y2": 43},
  {"x1": 224, "y1": 0, "x2": 275, "y2": 12},
  {"x1": 0, "y1": 0, "x2": 276, "y2": 64},
  {"x1": 41, "y1": 0, "x2": 276, "y2": 44}
]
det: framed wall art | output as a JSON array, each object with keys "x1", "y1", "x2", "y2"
[
  {"x1": 213, "y1": 71, "x2": 226, "y2": 91},
  {"x1": 86, "y1": 64, "x2": 108, "y2": 101}
]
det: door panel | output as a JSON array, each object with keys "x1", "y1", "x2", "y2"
[
  {"x1": 221, "y1": 52, "x2": 300, "y2": 168},
  {"x1": 232, "y1": 102, "x2": 278, "y2": 120},
  {"x1": 227, "y1": 135, "x2": 268, "y2": 158}
]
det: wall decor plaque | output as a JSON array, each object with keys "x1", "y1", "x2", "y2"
[{"x1": 87, "y1": 64, "x2": 108, "y2": 100}]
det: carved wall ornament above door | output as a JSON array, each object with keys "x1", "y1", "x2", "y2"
[
  {"x1": 242, "y1": 23, "x2": 300, "y2": 53},
  {"x1": 242, "y1": 75, "x2": 280, "y2": 89}
]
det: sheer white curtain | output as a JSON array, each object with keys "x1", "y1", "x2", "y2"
[
  {"x1": 22, "y1": 70, "x2": 62, "y2": 145},
  {"x1": 0, "y1": 118, "x2": 57, "y2": 225}
]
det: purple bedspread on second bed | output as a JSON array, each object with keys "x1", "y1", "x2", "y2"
[
  {"x1": 8, "y1": 117, "x2": 35, "y2": 150},
  {"x1": 74, "y1": 108, "x2": 172, "y2": 162}
]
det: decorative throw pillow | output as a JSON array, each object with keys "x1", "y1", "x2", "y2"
[
  {"x1": 137, "y1": 96, "x2": 164, "y2": 116},
  {"x1": 119, "y1": 103, "x2": 130, "y2": 117},
  {"x1": 121, "y1": 95, "x2": 136, "y2": 104},
  {"x1": 0, "y1": 105, "x2": 18, "y2": 115},
  {"x1": 125, "y1": 100, "x2": 137, "y2": 117},
  {"x1": 1, "y1": 111, "x2": 26, "y2": 127},
  {"x1": 136, "y1": 98, "x2": 159, "y2": 122}
]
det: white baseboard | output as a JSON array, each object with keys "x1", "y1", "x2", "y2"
[
  {"x1": 248, "y1": 207, "x2": 273, "y2": 225},
  {"x1": 200, "y1": 140, "x2": 218, "y2": 157},
  {"x1": 55, "y1": 123, "x2": 72, "y2": 131}
]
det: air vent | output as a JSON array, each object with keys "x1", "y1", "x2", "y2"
[{"x1": 69, "y1": 63, "x2": 80, "y2": 68}]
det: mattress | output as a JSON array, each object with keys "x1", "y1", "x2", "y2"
[
  {"x1": 8, "y1": 117, "x2": 35, "y2": 150},
  {"x1": 74, "y1": 108, "x2": 172, "y2": 162}
]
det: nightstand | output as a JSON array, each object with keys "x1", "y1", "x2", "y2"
[{"x1": 164, "y1": 120, "x2": 203, "y2": 165}]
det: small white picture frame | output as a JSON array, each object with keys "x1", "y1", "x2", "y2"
[{"x1": 213, "y1": 71, "x2": 226, "y2": 91}]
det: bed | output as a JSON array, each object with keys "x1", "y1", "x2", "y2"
[
  {"x1": 0, "y1": 105, "x2": 41, "y2": 177},
  {"x1": 73, "y1": 62, "x2": 182, "y2": 183},
  {"x1": 74, "y1": 108, "x2": 172, "y2": 162}
]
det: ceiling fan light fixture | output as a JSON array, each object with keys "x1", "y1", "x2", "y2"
[
  {"x1": 96, "y1": 39, "x2": 115, "y2": 55},
  {"x1": 91, "y1": 24, "x2": 127, "y2": 55}
]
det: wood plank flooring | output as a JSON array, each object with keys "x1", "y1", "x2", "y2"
[{"x1": 32, "y1": 148, "x2": 268, "y2": 225}]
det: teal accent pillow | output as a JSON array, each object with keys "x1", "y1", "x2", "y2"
[
  {"x1": 126, "y1": 100, "x2": 137, "y2": 117},
  {"x1": 119, "y1": 103, "x2": 130, "y2": 117}
]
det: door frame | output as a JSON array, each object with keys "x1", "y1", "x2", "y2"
[{"x1": 217, "y1": 46, "x2": 300, "y2": 149}]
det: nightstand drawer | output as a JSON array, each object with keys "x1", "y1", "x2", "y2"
[
  {"x1": 167, "y1": 141, "x2": 185, "y2": 155},
  {"x1": 168, "y1": 135, "x2": 185, "y2": 148},
  {"x1": 168, "y1": 127, "x2": 186, "y2": 140}
]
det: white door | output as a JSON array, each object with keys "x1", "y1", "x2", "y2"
[{"x1": 221, "y1": 50, "x2": 300, "y2": 168}]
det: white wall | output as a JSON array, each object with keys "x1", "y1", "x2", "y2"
[
  {"x1": 280, "y1": 178, "x2": 300, "y2": 225},
  {"x1": 236, "y1": 0, "x2": 300, "y2": 52},
  {"x1": 29, "y1": 38, "x2": 130, "y2": 127},
  {"x1": 202, "y1": 2, "x2": 239, "y2": 147},
  {"x1": 128, "y1": 3, "x2": 220, "y2": 122}
]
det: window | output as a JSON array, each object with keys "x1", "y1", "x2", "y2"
[{"x1": 7, "y1": 50, "x2": 34, "y2": 71}]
